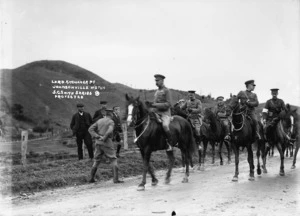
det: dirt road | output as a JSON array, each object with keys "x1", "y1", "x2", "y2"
[{"x1": 1, "y1": 153, "x2": 299, "y2": 216}]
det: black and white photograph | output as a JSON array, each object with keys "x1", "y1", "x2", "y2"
[{"x1": 0, "y1": 0, "x2": 299, "y2": 215}]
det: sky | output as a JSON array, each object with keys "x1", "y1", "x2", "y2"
[{"x1": 1, "y1": 0, "x2": 300, "y2": 105}]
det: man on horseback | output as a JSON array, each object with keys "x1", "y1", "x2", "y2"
[
  {"x1": 262, "y1": 88, "x2": 286, "y2": 144},
  {"x1": 146, "y1": 74, "x2": 173, "y2": 151},
  {"x1": 214, "y1": 96, "x2": 231, "y2": 141},
  {"x1": 237, "y1": 80, "x2": 261, "y2": 140},
  {"x1": 181, "y1": 90, "x2": 203, "y2": 145}
]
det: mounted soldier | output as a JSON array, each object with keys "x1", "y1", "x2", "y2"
[
  {"x1": 262, "y1": 88, "x2": 286, "y2": 145},
  {"x1": 172, "y1": 99, "x2": 188, "y2": 118},
  {"x1": 145, "y1": 74, "x2": 173, "y2": 151},
  {"x1": 181, "y1": 90, "x2": 203, "y2": 145},
  {"x1": 214, "y1": 96, "x2": 231, "y2": 141},
  {"x1": 237, "y1": 80, "x2": 261, "y2": 140}
]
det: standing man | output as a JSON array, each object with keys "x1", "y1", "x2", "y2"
[
  {"x1": 215, "y1": 96, "x2": 231, "y2": 141},
  {"x1": 262, "y1": 88, "x2": 286, "y2": 142},
  {"x1": 181, "y1": 90, "x2": 202, "y2": 145},
  {"x1": 112, "y1": 106, "x2": 123, "y2": 158},
  {"x1": 70, "y1": 103, "x2": 94, "y2": 160},
  {"x1": 237, "y1": 80, "x2": 261, "y2": 140},
  {"x1": 146, "y1": 74, "x2": 173, "y2": 151},
  {"x1": 88, "y1": 109, "x2": 124, "y2": 183},
  {"x1": 92, "y1": 101, "x2": 107, "y2": 123}
]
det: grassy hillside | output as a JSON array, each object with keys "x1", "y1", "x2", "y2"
[{"x1": 0, "y1": 60, "x2": 215, "y2": 134}]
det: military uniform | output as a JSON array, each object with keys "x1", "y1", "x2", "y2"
[
  {"x1": 237, "y1": 80, "x2": 260, "y2": 139},
  {"x1": 262, "y1": 89, "x2": 286, "y2": 140},
  {"x1": 182, "y1": 93, "x2": 202, "y2": 139},
  {"x1": 215, "y1": 96, "x2": 231, "y2": 140},
  {"x1": 112, "y1": 109, "x2": 123, "y2": 157},
  {"x1": 88, "y1": 109, "x2": 123, "y2": 183}
]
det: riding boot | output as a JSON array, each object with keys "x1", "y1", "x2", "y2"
[
  {"x1": 89, "y1": 167, "x2": 97, "y2": 183},
  {"x1": 165, "y1": 130, "x2": 174, "y2": 151},
  {"x1": 113, "y1": 166, "x2": 124, "y2": 183},
  {"x1": 116, "y1": 144, "x2": 121, "y2": 158}
]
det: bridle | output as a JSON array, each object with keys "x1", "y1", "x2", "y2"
[{"x1": 230, "y1": 99, "x2": 247, "y2": 132}]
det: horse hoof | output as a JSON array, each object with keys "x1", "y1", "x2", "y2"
[
  {"x1": 248, "y1": 176, "x2": 255, "y2": 181},
  {"x1": 220, "y1": 162, "x2": 224, "y2": 166},
  {"x1": 263, "y1": 169, "x2": 268, "y2": 174},
  {"x1": 291, "y1": 165, "x2": 296, "y2": 169},
  {"x1": 279, "y1": 172, "x2": 285, "y2": 176},
  {"x1": 165, "y1": 178, "x2": 171, "y2": 184},
  {"x1": 151, "y1": 180, "x2": 158, "y2": 186},
  {"x1": 137, "y1": 185, "x2": 145, "y2": 191},
  {"x1": 257, "y1": 169, "x2": 262, "y2": 175},
  {"x1": 182, "y1": 178, "x2": 189, "y2": 183},
  {"x1": 232, "y1": 176, "x2": 238, "y2": 182}
]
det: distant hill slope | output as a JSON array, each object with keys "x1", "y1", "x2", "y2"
[{"x1": 0, "y1": 60, "x2": 214, "y2": 130}]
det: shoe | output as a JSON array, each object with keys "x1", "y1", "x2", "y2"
[{"x1": 113, "y1": 180, "x2": 124, "y2": 184}]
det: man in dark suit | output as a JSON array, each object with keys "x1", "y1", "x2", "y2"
[
  {"x1": 92, "y1": 101, "x2": 107, "y2": 123},
  {"x1": 70, "y1": 103, "x2": 94, "y2": 160},
  {"x1": 112, "y1": 106, "x2": 123, "y2": 158}
]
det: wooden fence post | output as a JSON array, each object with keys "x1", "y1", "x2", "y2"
[
  {"x1": 122, "y1": 123, "x2": 128, "y2": 150},
  {"x1": 21, "y1": 130, "x2": 28, "y2": 166}
]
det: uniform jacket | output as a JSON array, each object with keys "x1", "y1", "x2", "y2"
[
  {"x1": 215, "y1": 103, "x2": 229, "y2": 118},
  {"x1": 263, "y1": 98, "x2": 285, "y2": 121},
  {"x1": 237, "y1": 90, "x2": 259, "y2": 111},
  {"x1": 88, "y1": 117, "x2": 115, "y2": 147},
  {"x1": 70, "y1": 112, "x2": 92, "y2": 134},
  {"x1": 154, "y1": 85, "x2": 172, "y2": 115},
  {"x1": 182, "y1": 99, "x2": 202, "y2": 119}
]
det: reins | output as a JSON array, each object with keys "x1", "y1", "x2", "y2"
[{"x1": 133, "y1": 115, "x2": 150, "y2": 143}]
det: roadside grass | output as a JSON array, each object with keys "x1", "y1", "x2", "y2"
[{"x1": 0, "y1": 150, "x2": 187, "y2": 196}]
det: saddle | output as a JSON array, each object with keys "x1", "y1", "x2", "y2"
[{"x1": 152, "y1": 112, "x2": 174, "y2": 124}]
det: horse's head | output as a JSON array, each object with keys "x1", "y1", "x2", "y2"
[
  {"x1": 279, "y1": 103, "x2": 299, "y2": 138},
  {"x1": 227, "y1": 95, "x2": 246, "y2": 114},
  {"x1": 203, "y1": 107, "x2": 214, "y2": 124},
  {"x1": 125, "y1": 93, "x2": 147, "y2": 127}
]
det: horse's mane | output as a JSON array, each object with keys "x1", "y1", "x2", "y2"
[{"x1": 279, "y1": 103, "x2": 299, "y2": 138}]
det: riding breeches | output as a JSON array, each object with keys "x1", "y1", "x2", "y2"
[
  {"x1": 220, "y1": 118, "x2": 230, "y2": 135},
  {"x1": 189, "y1": 118, "x2": 201, "y2": 136},
  {"x1": 248, "y1": 111, "x2": 259, "y2": 134},
  {"x1": 160, "y1": 114, "x2": 171, "y2": 132}
]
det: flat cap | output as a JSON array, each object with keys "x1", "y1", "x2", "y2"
[
  {"x1": 154, "y1": 74, "x2": 166, "y2": 80},
  {"x1": 105, "y1": 108, "x2": 113, "y2": 112},
  {"x1": 270, "y1": 88, "x2": 279, "y2": 92},
  {"x1": 188, "y1": 90, "x2": 196, "y2": 93},
  {"x1": 100, "y1": 101, "x2": 107, "y2": 105},
  {"x1": 77, "y1": 103, "x2": 84, "y2": 107},
  {"x1": 245, "y1": 80, "x2": 256, "y2": 86},
  {"x1": 216, "y1": 96, "x2": 224, "y2": 100}
]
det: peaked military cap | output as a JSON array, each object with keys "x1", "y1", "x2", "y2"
[
  {"x1": 100, "y1": 101, "x2": 107, "y2": 105},
  {"x1": 154, "y1": 74, "x2": 166, "y2": 80},
  {"x1": 77, "y1": 103, "x2": 84, "y2": 107},
  {"x1": 188, "y1": 90, "x2": 196, "y2": 93},
  {"x1": 270, "y1": 88, "x2": 279, "y2": 92},
  {"x1": 245, "y1": 80, "x2": 256, "y2": 86},
  {"x1": 217, "y1": 96, "x2": 224, "y2": 100}
]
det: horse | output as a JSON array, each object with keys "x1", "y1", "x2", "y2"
[
  {"x1": 228, "y1": 96, "x2": 266, "y2": 181},
  {"x1": 201, "y1": 107, "x2": 231, "y2": 167},
  {"x1": 124, "y1": 94, "x2": 197, "y2": 191},
  {"x1": 264, "y1": 104, "x2": 299, "y2": 174}
]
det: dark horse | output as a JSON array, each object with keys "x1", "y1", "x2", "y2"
[
  {"x1": 125, "y1": 94, "x2": 197, "y2": 190},
  {"x1": 201, "y1": 107, "x2": 232, "y2": 167},
  {"x1": 228, "y1": 96, "x2": 266, "y2": 181},
  {"x1": 265, "y1": 104, "x2": 299, "y2": 174}
]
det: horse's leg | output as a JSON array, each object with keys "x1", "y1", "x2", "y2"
[
  {"x1": 232, "y1": 143, "x2": 239, "y2": 181},
  {"x1": 256, "y1": 141, "x2": 262, "y2": 175},
  {"x1": 262, "y1": 141, "x2": 268, "y2": 173},
  {"x1": 148, "y1": 164, "x2": 158, "y2": 186},
  {"x1": 137, "y1": 151, "x2": 151, "y2": 191},
  {"x1": 271, "y1": 146, "x2": 274, "y2": 157},
  {"x1": 291, "y1": 142, "x2": 299, "y2": 169},
  {"x1": 247, "y1": 144, "x2": 255, "y2": 181},
  {"x1": 200, "y1": 139, "x2": 208, "y2": 171},
  {"x1": 225, "y1": 140, "x2": 232, "y2": 164},
  {"x1": 182, "y1": 151, "x2": 190, "y2": 183},
  {"x1": 285, "y1": 147, "x2": 288, "y2": 157},
  {"x1": 219, "y1": 141, "x2": 223, "y2": 165},
  {"x1": 211, "y1": 141, "x2": 215, "y2": 164},
  {"x1": 165, "y1": 150, "x2": 175, "y2": 184},
  {"x1": 276, "y1": 142, "x2": 285, "y2": 176},
  {"x1": 290, "y1": 145, "x2": 294, "y2": 158},
  {"x1": 181, "y1": 150, "x2": 186, "y2": 172}
]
